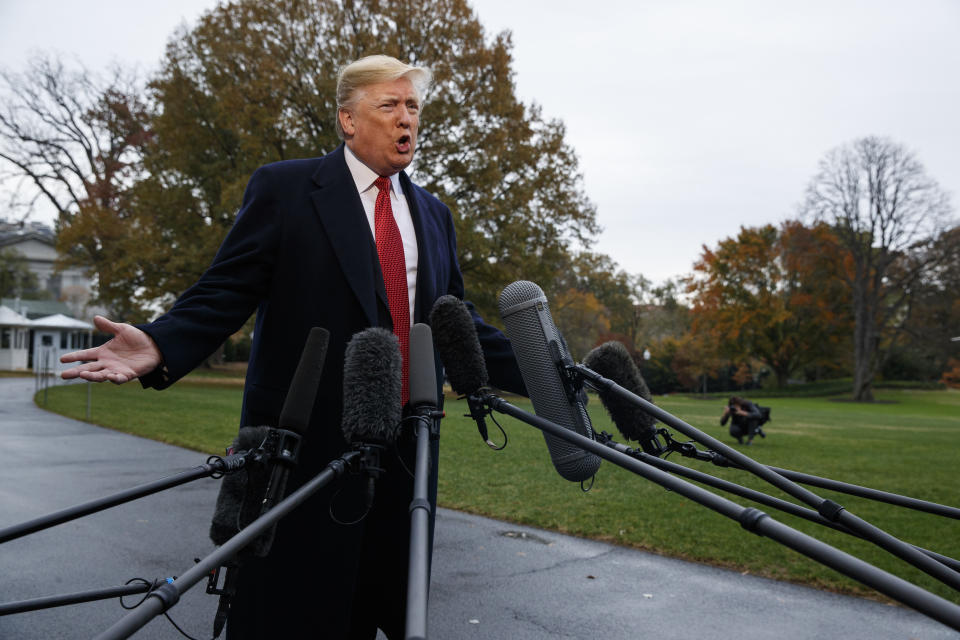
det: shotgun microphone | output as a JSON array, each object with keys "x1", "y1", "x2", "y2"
[
  {"x1": 583, "y1": 341, "x2": 662, "y2": 455},
  {"x1": 428, "y1": 295, "x2": 493, "y2": 446},
  {"x1": 498, "y1": 281, "x2": 602, "y2": 482}
]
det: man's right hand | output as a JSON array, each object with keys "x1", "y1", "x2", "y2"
[{"x1": 60, "y1": 316, "x2": 162, "y2": 384}]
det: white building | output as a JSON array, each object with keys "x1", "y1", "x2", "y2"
[
  {"x1": 30, "y1": 313, "x2": 94, "y2": 375},
  {"x1": 0, "y1": 220, "x2": 100, "y2": 321},
  {"x1": 0, "y1": 304, "x2": 94, "y2": 372},
  {"x1": 0, "y1": 305, "x2": 31, "y2": 371}
]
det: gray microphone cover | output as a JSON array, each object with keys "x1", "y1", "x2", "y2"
[
  {"x1": 498, "y1": 280, "x2": 602, "y2": 482},
  {"x1": 583, "y1": 341, "x2": 657, "y2": 442},
  {"x1": 409, "y1": 323, "x2": 439, "y2": 407},
  {"x1": 429, "y1": 295, "x2": 488, "y2": 395},
  {"x1": 342, "y1": 327, "x2": 403, "y2": 444}
]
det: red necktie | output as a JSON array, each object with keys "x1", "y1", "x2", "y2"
[{"x1": 374, "y1": 176, "x2": 410, "y2": 405}]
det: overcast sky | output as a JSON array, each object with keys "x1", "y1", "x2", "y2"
[{"x1": 1, "y1": 0, "x2": 958, "y2": 284}]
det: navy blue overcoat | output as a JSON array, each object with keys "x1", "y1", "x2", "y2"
[{"x1": 139, "y1": 144, "x2": 524, "y2": 637}]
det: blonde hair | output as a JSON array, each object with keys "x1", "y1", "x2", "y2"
[{"x1": 335, "y1": 55, "x2": 433, "y2": 139}]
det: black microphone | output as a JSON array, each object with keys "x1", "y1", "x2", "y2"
[
  {"x1": 409, "y1": 323, "x2": 439, "y2": 411},
  {"x1": 341, "y1": 327, "x2": 403, "y2": 511},
  {"x1": 407, "y1": 323, "x2": 439, "y2": 640},
  {"x1": 583, "y1": 341, "x2": 662, "y2": 455},
  {"x1": 428, "y1": 295, "x2": 494, "y2": 446},
  {"x1": 208, "y1": 327, "x2": 330, "y2": 556},
  {"x1": 498, "y1": 281, "x2": 602, "y2": 482}
]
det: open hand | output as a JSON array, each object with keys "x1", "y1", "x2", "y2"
[{"x1": 60, "y1": 316, "x2": 162, "y2": 384}]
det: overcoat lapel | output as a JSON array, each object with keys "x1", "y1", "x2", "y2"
[
  {"x1": 400, "y1": 171, "x2": 432, "y2": 325},
  {"x1": 308, "y1": 146, "x2": 382, "y2": 327}
]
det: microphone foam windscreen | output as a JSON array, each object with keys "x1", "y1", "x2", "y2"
[
  {"x1": 342, "y1": 327, "x2": 403, "y2": 444},
  {"x1": 428, "y1": 295, "x2": 488, "y2": 395},
  {"x1": 583, "y1": 341, "x2": 657, "y2": 441},
  {"x1": 209, "y1": 426, "x2": 270, "y2": 546},
  {"x1": 499, "y1": 281, "x2": 601, "y2": 482}
]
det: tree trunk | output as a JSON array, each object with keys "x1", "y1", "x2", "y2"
[{"x1": 852, "y1": 282, "x2": 876, "y2": 401}]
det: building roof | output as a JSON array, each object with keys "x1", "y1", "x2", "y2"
[
  {"x1": 30, "y1": 313, "x2": 93, "y2": 330},
  {"x1": 0, "y1": 305, "x2": 32, "y2": 326},
  {"x1": 0, "y1": 298, "x2": 74, "y2": 320},
  {"x1": 0, "y1": 221, "x2": 55, "y2": 249}
]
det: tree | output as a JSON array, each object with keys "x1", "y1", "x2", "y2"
[
  {"x1": 549, "y1": 250, "x2": 636, "y2": 354},
  {"x1": 687, "y1": 222, "x2": 852, "y2": 388},
  {"x1": 143, "y1": 0, "x2": 600, "y2": 322},
  {"x1": 803, "y1": 136, "x2": 956, "y2": 401},
  {"x1": 0, "y1": 55, "x2": 153, "y2": 320},
  {"x1": 551, "y1": 288, "x2": 611, "y2": 361},
  {"x1": 0, "y1": 247, "x2": 41, "y2": 298},
  {"x1": 887, "y1": 224, "x2": 960, "y2": 380}
]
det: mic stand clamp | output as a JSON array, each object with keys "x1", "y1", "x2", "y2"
[
  {"x1": 206, "y1": 560, "x2": 241, "y2": 639},
  {"x1": 465, "y1": 392, "x2": 497, "y2": 448},
  {"x1": 348, "y1": 443, "x2": 387, "y2": 512},
  {"x1": 351, "y1": 443, "x2": 386, "y2": 478},
  {"x1": 259, "y1": 428, "x2": 303, "y2": 470},
  {"x1": 552, "y1": 344, "x2": 588, "y2": 406},
  {"x1": 656, "y1": 430, "x2": 732, "y2": 466}
]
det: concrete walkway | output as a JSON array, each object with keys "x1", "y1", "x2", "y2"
[{"x1": 0, "y1": 378, "x2": 955, "y2": 639}]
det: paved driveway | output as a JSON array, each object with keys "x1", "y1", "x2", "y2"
[{"x1": 0, "y1": 378, "x2": 955, "y2": 639}]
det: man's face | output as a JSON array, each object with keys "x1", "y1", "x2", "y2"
[{"x1": 339, "y1": 76, "x2": 420, "y2": 176}]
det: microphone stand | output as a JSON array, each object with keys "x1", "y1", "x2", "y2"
[
  {"x1": 0, "y1": 453, "x2": 251, "y2": 545},
  {"x1": 406, "y1": 410, "x2": 441, "y2": 640},
  {"x1": 569, "y1": 363, "x2": 960, "y2": 593},
  {"x1": 0, "y1": 579, "x2": 167, "y2": 616},
  {"x1": 649, "y1": 428, "x2": 960, "y2": 519},
  {"x1": 594, "y1": 432, "x2": 960, "y2": 573},
  {"x1": 93, "y1": 449, "x2": 364, "y2": 640},
  {"x1": 473, "y1": 392, "x2": 960, "y2": 633}
]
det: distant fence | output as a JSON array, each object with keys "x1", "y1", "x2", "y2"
[{"x1": 34, "y1": 347, "x2": 91, "y2": 419}]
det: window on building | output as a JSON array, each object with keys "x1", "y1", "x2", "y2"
[
  {"x1": 60, "y1": 332, "x2": 68, "y2": 349},
  {"x1": 1, "y1": 328, "x2": 10, "y2": 349}
]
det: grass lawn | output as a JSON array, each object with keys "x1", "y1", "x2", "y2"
[{"x1": 36, "y1": 380, "x2": 960, "y2": 603}]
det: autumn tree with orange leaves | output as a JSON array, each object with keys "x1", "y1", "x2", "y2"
[{"x1": 687, "y1": 222, "x2": 852, "y2": 387}]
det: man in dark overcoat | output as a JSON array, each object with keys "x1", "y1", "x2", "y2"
[{"x1": 62, "y1": 54, "x2": 525, "y2": 638}]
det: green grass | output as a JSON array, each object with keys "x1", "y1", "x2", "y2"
[
  {"x1": 37, "y1": 381, "x2": 244, "y2": 453},
  {"x1": 36, "y1": 382, "x2": 960, "y2": 603}
]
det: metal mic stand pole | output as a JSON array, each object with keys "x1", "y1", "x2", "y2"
[
  {"x1": 480, "y1": 393, "x2": 960, "y2": 632},
  {"x1": 0, "y1": 453, "x2": 251, "y2": 545},
  {"x1": 93, "y1": 450, "x2": 361, "y2": 640},
  {"x1": 406, "y1": 412, "x2": 440, "y2": 640},
  {"x1": 596, "y1": 434, "x2": 960, "y2": 573},
  {"x1": 646, "y1": 430, "x2": 960, "y2": 519},
  {"x1": 0, "y1": 580, "x2": 165, "y2": 616}
]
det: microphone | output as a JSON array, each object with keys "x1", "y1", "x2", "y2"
[
  {"x1": 582, "y1": 341, "x2": 662, "y2": 455},
  {"x1": 341, "y1": 327, "x2": 403, "y2": 512},
  {"x1": 342, "y1": 327, "x2": 403, "y2": 445},
  {"x1": 428, "y1": 295, "x2": 494, "y2": 446},
  {"x1": 498, "y1": 281, "x2": 602, "y2": 482},
  {"x1": 208, "y1": 327, "x2": 330, "y2": 556},
  {"x1": 409, "y1": 323, "x2": 439, "y2": 411},
  {"x1": 407, "y1": 324, "x2": 439, "y2": 640}
]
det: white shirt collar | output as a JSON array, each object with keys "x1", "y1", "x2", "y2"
[{"x1": 344, "y1": 144, "x2": 402, "y2": 195}]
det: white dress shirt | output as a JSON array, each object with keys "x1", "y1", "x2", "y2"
[{"x1": 343, "y1": 144, "x2": 419, "y2": 324}]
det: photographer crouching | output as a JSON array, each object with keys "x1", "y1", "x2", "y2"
[{"x1": 720, "y1": 396, "x2": 770, "y2": 445}]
